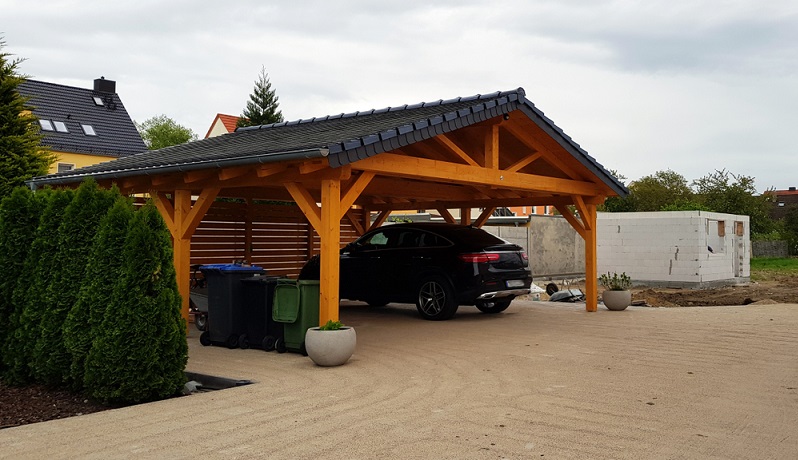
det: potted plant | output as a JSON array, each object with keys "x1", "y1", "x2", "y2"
[
  {"x1": 599, "y1": 271, "x2": 633, "y2": 311},
  {"x1": 304, "y1": 320, "x2": 357, "y2": 367}
]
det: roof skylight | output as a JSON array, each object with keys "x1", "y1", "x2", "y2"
[
  {"x1": 39, "y1": 120, "x2": 54, "y2": 131},
  {"x1": 81, "y1": 124, "x2": 97, "y2": 136},
  {"x1": 93, "y1": 96, "x2": 104, "y2": 106},
  {"x1": 53, "y1": 121, "x2": 68, "y2": 133}
]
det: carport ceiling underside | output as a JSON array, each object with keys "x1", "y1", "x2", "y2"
[{"x1": 29, "y1": 88, "x2": 626, "y2": 210}]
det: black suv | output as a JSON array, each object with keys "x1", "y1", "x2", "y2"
[{"x1": 300, "y1": 223, "x2": 532, "y2": 320}]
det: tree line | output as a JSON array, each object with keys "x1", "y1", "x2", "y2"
[
  {"x1": 602, "y1": 168, "x2": 798, "y2": 253},
  {"x1": 0, "y1": 181, "x2": 187, "y2": 404}
]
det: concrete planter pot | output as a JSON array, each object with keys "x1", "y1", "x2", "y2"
[
  {"x1": 602, "y1": 290, "x2": 631, "y2": 311},
  {"x1": 304, "y1": 327, "x2": 357, "y2": 366}
]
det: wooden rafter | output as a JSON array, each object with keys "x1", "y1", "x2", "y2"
[
  {"x1": 434, "y1": 134, "x2": 480, "y2": 167},
  {"x1": 474, "y1": 207, "x2": 495, "y2": 228},
  {"x1": 437, "y1": 208, "x2": 456, "y2": 224},
  {"x1": 340, "y1": 171, "x2": 375, "y2": 219},
  {"x1": 503, "y1": 122, "x2": 583, "y2": 180},
  {"x1": 506, "y1": 152, "x2": 542, "y2": 173},
  {"x1": 285, "y1": 182, "x2": 322, "y2": 232}
]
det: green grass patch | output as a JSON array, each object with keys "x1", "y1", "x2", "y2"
[{"x1": 751, "y1": 257, "x2": 798, "y2": 280}]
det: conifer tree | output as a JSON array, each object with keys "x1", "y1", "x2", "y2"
[
  {"x1": 0, "y1": 187, "x2": 42, "y2": 373},
  {"x1": 3, "y1": 189, "x2": 71, "y2": 383},
  {"x1": 0, "y1": 39, "x2": 54, "y2": 200},
  {"x1": 33, "y1": 180, "x2": 116, "y2": 386},
  {"x1": 237, "y1": 66, "x2": 284, "y2": 127},
  {"x1": 85, "y1": 202, "x2": 187, "y2": 404},
  {"x1": 64, "y1": 191, "x2": 130, "y2": 388}
]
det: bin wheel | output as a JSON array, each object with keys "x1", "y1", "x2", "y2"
[
  {"x1": 262, "y1": 336, "x2": 276, "y2": 352},
  {"x1": 275, "y1": 338, "x2": 287, "y2": 354},
  {"x1": 199, "y1": 331, "x2": 211, "y2": 346},
  {"x1": 195, "y1": 314, "x2": 207, "y2": 332},
  {"x1": 299, "y1": 342, "x2": 308, "y2": 356},
  {"x1": 226, "y1": 334, "x2": 239, "y2": 349},
  {"x1": 239, "y1": 334, "x2": 249, "y2": 349}
]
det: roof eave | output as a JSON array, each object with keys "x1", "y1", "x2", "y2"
[{"x1": 26, "y1": 147, "x2": 329, "y2": 190}]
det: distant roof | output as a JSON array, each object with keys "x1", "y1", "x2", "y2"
[
  {"x1": 204, "y1": 113, "x2": 240, "y2": 138},
  {"x1": 17, "y1": 79, "x2": 146, "y2": 158},
  {"x1": 28, "y1": 87, "x2": 628, "y2": 197}
]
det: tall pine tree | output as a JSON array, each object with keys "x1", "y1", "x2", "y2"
[
  {"x1": 4, "y1": 188, "x2": 72, "y2": 384},
  {"x1": 0, "y1": 187, "x2": 43, "y2": 374},
  {"x1": 237, "y1": 66, "x2": 284, "y2": 128},
  {"x1": 33, "y1": 180, "x2": 116, "y2": 386},
  {"x1": 0, "y1": 39, "x2": 54, "y2": 200},
  {"x1": 63, "y1": 191, "x2": 130, "y2": 389},
  {"x1": 85, "y1": 202, "x2": 187, "y2": 404}
]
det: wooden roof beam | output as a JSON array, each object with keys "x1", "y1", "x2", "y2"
[
  {"x1": 433, "y1": 134, "x2": 480, "y2": 167},
  {"x1": 503, "y1": 122, "x2": 582, "y2": 180},
  {"x1": 352, "y1": 153, "x2": 603, "y2": 196}
]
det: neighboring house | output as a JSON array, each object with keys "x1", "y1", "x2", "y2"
[
  {"x1": 17, "y1": 77, "x2": 145, "y2": 174},
  {"x1": 768, "y1": 187, "x2": 798, "y2": 219},
  {"x1": 204, "y1": 113, "x2": 240, "y2": 138}
]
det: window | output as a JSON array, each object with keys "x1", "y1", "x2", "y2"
[
  {"x1": 778, "y1": 202, "x2": 785, "y2": 207},
  {"x1": 39, "y1": 120, "x2": 54, "y2": 131},
  {"x1": 53, "y1": 121, "x2": 68, "y2": 133},
  {"x1": 735, "y1": 221, "x2": 744, "y2": 237},
  {"x1": 57, "y1": 163, "x2": 75, "y2": 173},
  {"x1": 81, "y1": 124, "x2": 97, "y2": 136},
  {"x1": 92, "y1": 96, "x2": 104, "y2": 106}
]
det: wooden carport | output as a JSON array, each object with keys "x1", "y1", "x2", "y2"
[{"x1": 29, "y1": 88, "x2": 628, "y2": 326}]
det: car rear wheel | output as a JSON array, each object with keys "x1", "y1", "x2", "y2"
[
  {"x1": 416, "y1": 275, "x2": 458, "y2": 321},
  {"x1": 476, "y1": 299, "x2": 512, "y2": 314}
]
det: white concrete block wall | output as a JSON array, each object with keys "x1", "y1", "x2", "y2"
[{"x1": 598, "y1": 211, "x2": 750, "y2": 287}]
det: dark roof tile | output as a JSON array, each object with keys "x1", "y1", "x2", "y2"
[
  {"x1": 29, "y1": 87, "x2": 627, "y2": 196},
  {"x1": 18, "y1": 79, "x2": 146, "y2": 157}
]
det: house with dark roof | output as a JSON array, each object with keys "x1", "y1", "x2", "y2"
[
  {"x1": 768, "y1": 187, "x2": 798, "y2": 219},
  {"x1": 17, "y1": 77, "x2": 145, "y2": 174},
  {"x1": 204, "y1": 113, "x2": 241, "y2": 138}
]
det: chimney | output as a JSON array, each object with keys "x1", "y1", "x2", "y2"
[
  {"x1": 93, "y1": 76, "x2": 116, "y2": 93},
  {"x1": 789, "y1": 187, "x2": 796, "y2": 191}
]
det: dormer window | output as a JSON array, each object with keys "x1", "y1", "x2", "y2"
[
  {"x1": 81, "y1": 124, "x2": 97, "y2": 136},
  {"x1": 39, "y1": 120, "x2": 54, "y2": 131},
  {"x1": 92, "y1": 96, "x2": 104, "y2": 106},
  {"x1": 53, "y1": 121, "x2": 68, "y2": 133}
]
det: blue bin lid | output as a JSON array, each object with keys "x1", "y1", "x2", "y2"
[{"x1": 199, "y1": 264, "x2": 264, "y2": 273}]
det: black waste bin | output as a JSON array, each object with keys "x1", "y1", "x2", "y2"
[
  {"x1": 198, "y1": 264, "x2": 264, "y2": 348},
  {"x1": 240, "y1": 276, "x2": 283, "y2": 351}
]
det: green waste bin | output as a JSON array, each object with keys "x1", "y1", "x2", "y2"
[{"x1": 272, "y1": 279, "x2": 320, "y2": 355}]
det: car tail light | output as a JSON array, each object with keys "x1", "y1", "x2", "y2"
[
  {"x1": 521, "y1": 252, "x2": 528, "y2": 260},
  {"x1": 459, "y1": 253, "x2": 501, "y2": 263}
]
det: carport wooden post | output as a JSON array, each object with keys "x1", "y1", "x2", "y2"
[
  {"x1": 153, "y1": 188, "x2": 219, "y2": 329},
  {"x1": 583, "y1": 203, "x2": 598, "y2": 312},
  {"x1": 319, "y1": 179, "x2": 341, "y2": 324},
  {"x1": 555, "y1": 200, "x2": 599, "y2": 312}
]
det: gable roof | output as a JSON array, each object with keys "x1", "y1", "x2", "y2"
[
  {"x1": 204, "y1": 113, "x2": 240, "y2": 138},
  {"x1": 28, "y1": 87, "x2": 628, "y2": 197},
  {"x1": 17, "y1": 79, "x2": 146, "y2": 158}
]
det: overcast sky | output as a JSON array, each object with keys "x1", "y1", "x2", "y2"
[{"x1": 3, "y1": 0, "x2": 796, "y2": 192}]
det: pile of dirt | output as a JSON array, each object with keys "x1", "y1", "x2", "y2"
[
  {"x1": 538, "y1": 276, "x2": 798, "y2": 308},
  {"x1": 630, "y1": 277, "x2": 798, "y2": 307}
]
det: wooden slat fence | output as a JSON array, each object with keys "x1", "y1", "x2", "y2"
[{"x1": 190, "y1": 201, "x2": 359, "y2": 278}]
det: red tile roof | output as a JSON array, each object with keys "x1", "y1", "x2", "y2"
[{"x1": 204, "y1": 113, "x2": 240, "y2": 138}]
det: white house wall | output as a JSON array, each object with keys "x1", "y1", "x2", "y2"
[{"x1": 597, "y1": 211, "x2": 750, "y2": 288}]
